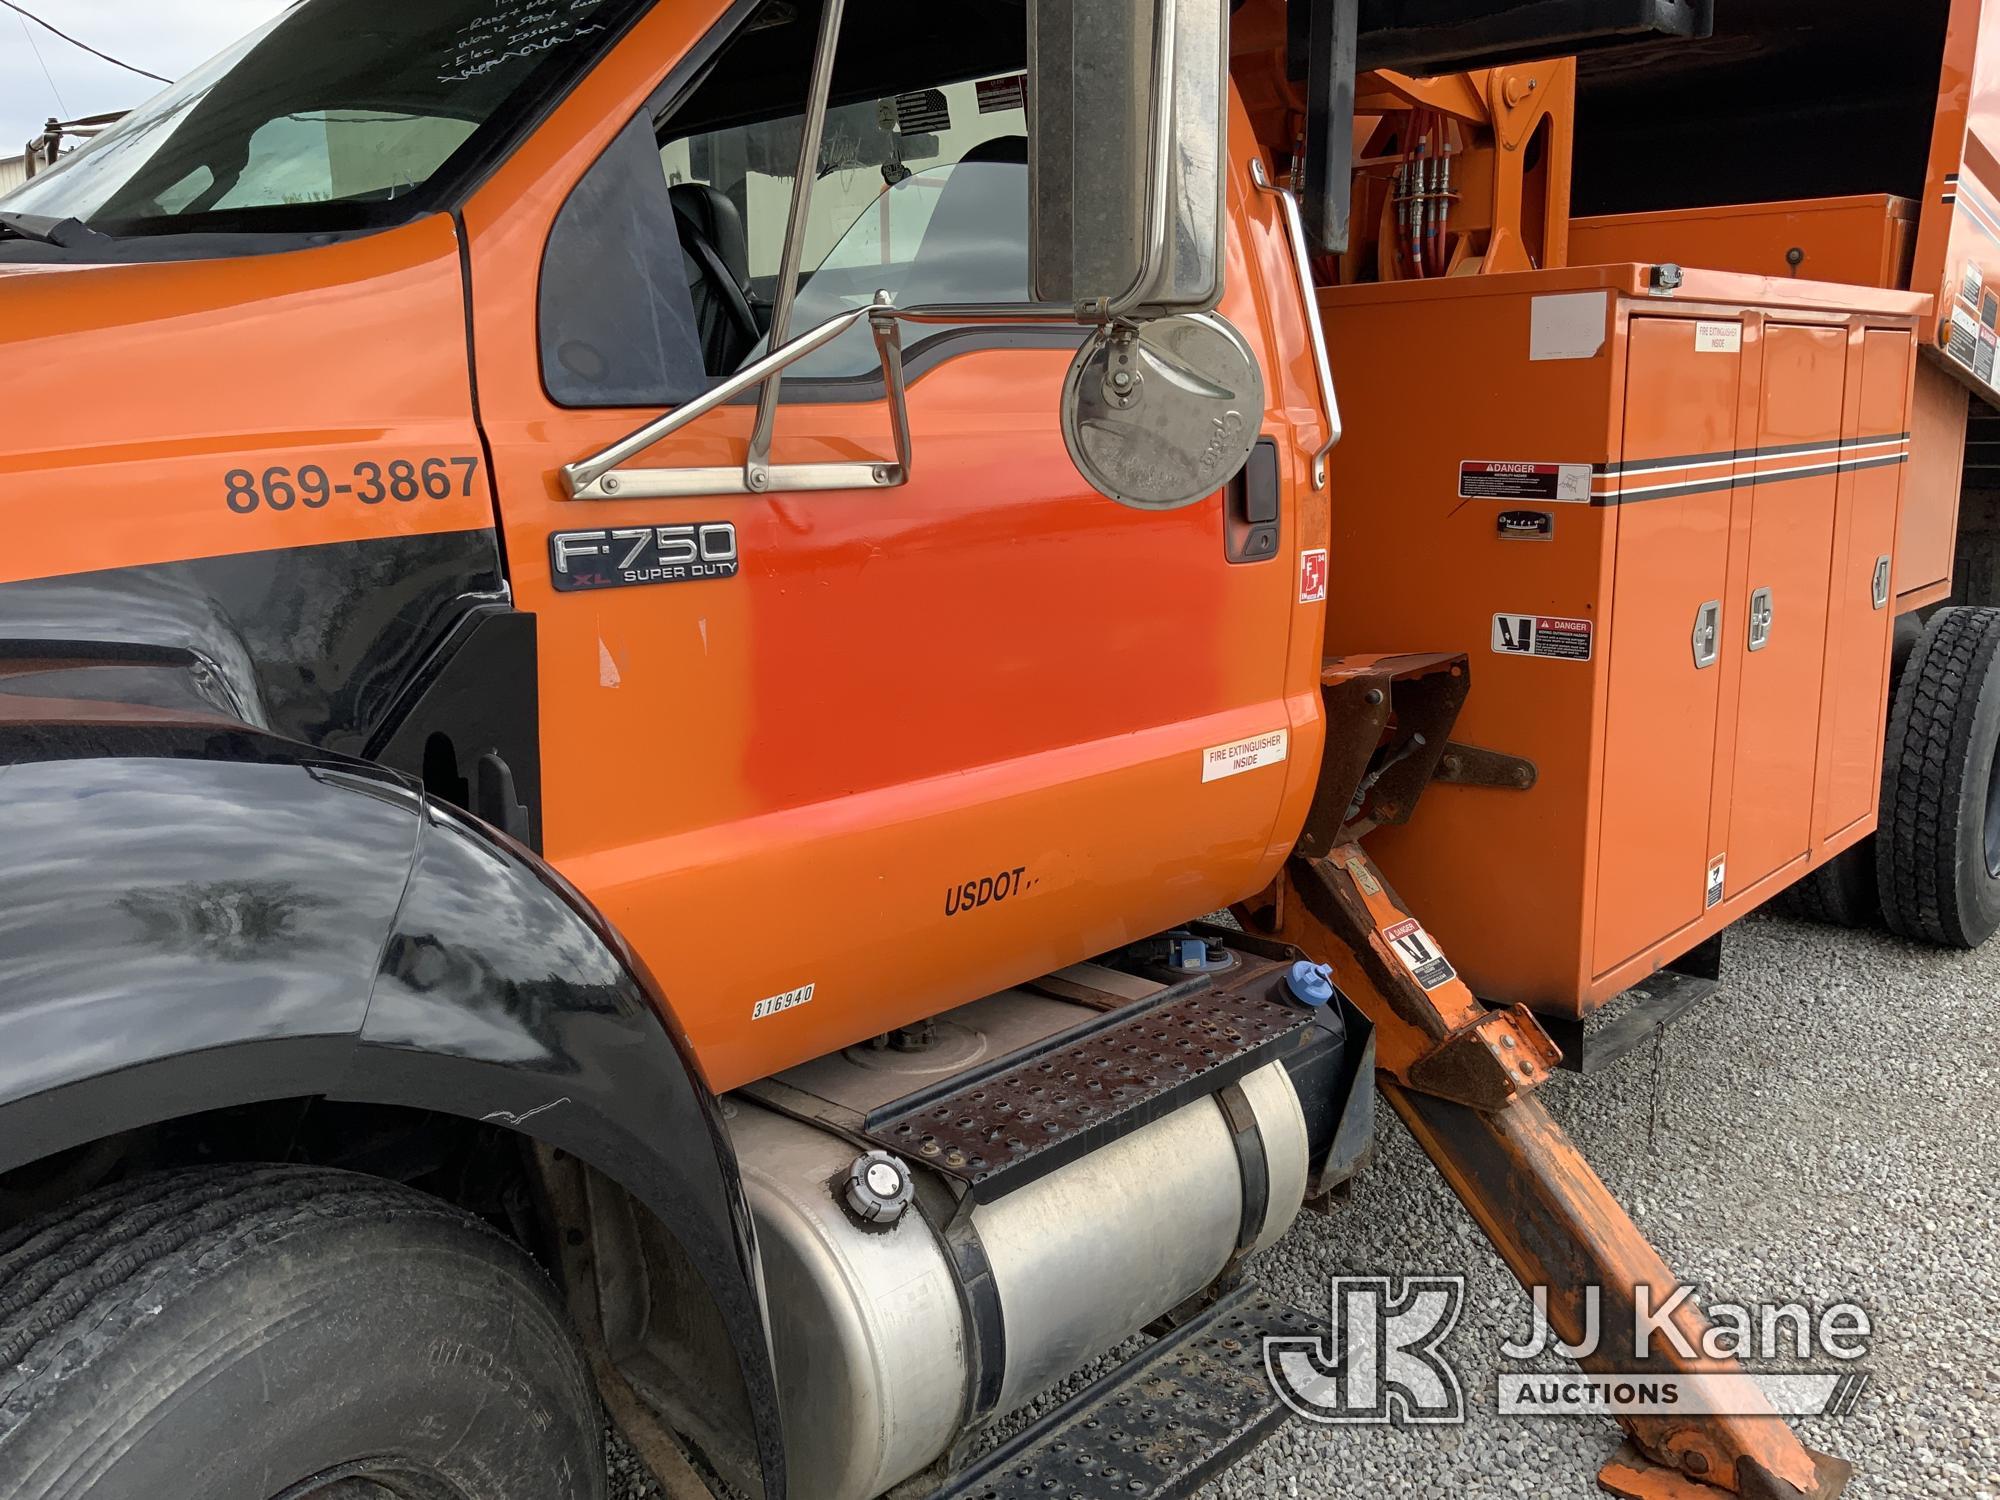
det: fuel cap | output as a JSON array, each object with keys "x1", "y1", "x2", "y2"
[
  {"x1": 842, "y1": 1149, "x2": 914, "y2": 1225},
  {"x1": 1285, "y1": 960, "x2": 1337, "y2": 1008}
]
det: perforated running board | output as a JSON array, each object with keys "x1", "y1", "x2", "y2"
[
  {"x1": 862, "y1": 968, "x2": 1313, "y2": 1202},
  {"x1": 928, "y1": 1282, "x2": 1326, "y2": 1500}
]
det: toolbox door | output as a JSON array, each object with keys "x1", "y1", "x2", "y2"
[
  {"x1": 1593, "y1": 315, "x2": 1739, "y2": 975},
  {"x1": 1728, "y1": 323, "x2": 1844, "y2": 892},
  {"x1": 1821, "y1": 329, "x2": 1914, "y2": 840}
]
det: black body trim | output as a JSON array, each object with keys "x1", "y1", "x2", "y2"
[
  {"x1": 0, "y1": 714, "x2": 788, "y2": 1499},
  {"x1": 371, "y1": 604, "x2": 543, "y2": 850},
  {"x1": 0, "y1": 528, "x2": 507, "y2": 756}
]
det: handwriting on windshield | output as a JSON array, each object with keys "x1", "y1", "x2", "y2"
[{"x1": 439, "y1": 0, "x2": 607, "y2": 84}]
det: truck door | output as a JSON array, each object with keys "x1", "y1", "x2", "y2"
[{"x1": 462, "y1": 0, "x2": 1304, "y2": 1089}]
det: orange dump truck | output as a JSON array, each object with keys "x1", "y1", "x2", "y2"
[{"x1": 0, "y1": 3, "x2": 1975, "y2": 1500}]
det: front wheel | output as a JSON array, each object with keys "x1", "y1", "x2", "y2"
[
  {"x1": 1877, "y1": 606, "x2": 2000, "y2": 946},
  {"x1": 0, "y1": 1164, "x2": 607, "y2": 1500}
]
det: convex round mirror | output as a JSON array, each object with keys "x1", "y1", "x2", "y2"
[{"x1": 1060, "y1": 311, "x2": 1264, "y2": 510}]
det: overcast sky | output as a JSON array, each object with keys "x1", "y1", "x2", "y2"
[{"x1": 3, "y1": 0, "x2": 288, "y2": 156}]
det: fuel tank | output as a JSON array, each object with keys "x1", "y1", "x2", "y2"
[{"x1": 726, "y1": 985, "x2": 1311, "y2": 1500}]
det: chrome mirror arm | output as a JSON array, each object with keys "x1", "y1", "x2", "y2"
[
  {"x1": 745, "y1": 0, "x2": 848, "y2": 489},
  {"x1": 561, "y1": 301, "x2": 882, "y2": 499},
  {"x1": 1249, "y1": 157, "x2": 1341, "y2": 490},
  {"x1": 562, "y1": 299, "x2": 1079, "y2": 502}
]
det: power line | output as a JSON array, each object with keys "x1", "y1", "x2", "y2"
[
  {"x1": 0, "y1": 0, "x2": 173, "y2": 88},
  {"x1": 17, "y1": 14, "x2": 69, "y2": 118}
]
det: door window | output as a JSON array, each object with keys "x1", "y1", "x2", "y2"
[
  {"x1": 657, "y1": 1, "x2": 1032, "y2": 377},
  {"x1": 538, "y1": 0, "x2": 1033, "y2": 405}
]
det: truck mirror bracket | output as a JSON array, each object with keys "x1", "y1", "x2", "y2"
[
  {"x1": 560, "y1": 300, "x2": 1076, "y2": 502},
  {"x1": 561, "y1": 295, "x2": 912, "y2": 500},
  {"x1": 1249, "y1": 158, "x2": 1343, "y2": 489}
]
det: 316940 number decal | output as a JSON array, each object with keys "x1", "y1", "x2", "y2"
[{"x1": 223, "y1": 456, "x2": 481, "y2": 514}]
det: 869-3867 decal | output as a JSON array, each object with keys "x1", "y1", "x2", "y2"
[
  {"x1": 549, "y1": 523, "x2": 739, "y2": 592},
  {"x1": 223, "y1": 456, "x2": 481, "y2": 512}
]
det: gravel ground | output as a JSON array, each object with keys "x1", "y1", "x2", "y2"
[{"x1": 609, "y1": 909, "x2": 2000, "y2": 1499}]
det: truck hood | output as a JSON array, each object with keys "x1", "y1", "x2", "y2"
[{"x1": 0, "y1": 215, "x2": 487, "y2": 591}]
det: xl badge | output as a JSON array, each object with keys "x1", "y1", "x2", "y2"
[{"x1": 549, "y1": 523, "x2": 739, "y2": 592}]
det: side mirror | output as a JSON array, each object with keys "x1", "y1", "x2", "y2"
[
  {"x1": 1029, "y1": 0, "x2": 1230, "y2": 321},
  {"x1": 1031, "y1": 0, "x2": 1258, "y2": 511}
]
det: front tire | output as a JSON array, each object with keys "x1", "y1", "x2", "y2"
[
  {"x1": 1877, "y1": 606, "x2": 2000, "y2": 946},
  {"x1": 0, "y1": 1164, "x2": 607, "y2": 1500}
]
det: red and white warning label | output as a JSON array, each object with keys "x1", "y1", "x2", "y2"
[
  {"x1": 1383, "y1": 918, "x2": 1456, "y2": 991},
  {"x1": 1458, "y1": 460, "x2": 1593, "y2": 503},
  {"x1": 1298, "y1": 547, "x2": 1329, "y2": 603},
  {"x1": 1491, "y1": 612, "x2": 1594, "y2": 662},
  {"x1": 975, "y1": 73, "x2": 1026, "y2": 113}
]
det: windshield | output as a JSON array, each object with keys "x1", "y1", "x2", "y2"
[{"x1": 0, "y1": 0, "x2": 644, "y2": 238}]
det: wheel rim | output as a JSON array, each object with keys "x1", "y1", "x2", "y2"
[
  {"x1": 1985, "y1": 738, "x2": 2000, "y2": 879},
  {"x1": 270, "y1": 1461, "x2": 470, "y2": 1500}
]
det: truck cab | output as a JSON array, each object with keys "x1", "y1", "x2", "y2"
[{"x1": 0, "y1": 4, "x2": 1346, "y2": 1499}]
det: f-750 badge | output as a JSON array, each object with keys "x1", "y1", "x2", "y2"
[{"x1": 549, "y1": 524, "x2": 739, "y2": 592}]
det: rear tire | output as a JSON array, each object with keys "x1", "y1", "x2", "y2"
[
  {"x1": 0, "y1": 1164, "x2": 607, "y2": 1500},
  {"x1": 1770, "y1": 839, "x2": 1878, "y2": 927},
  {"x1": 1877, "y1": 606, "x2": 2000, "y2": 946},
  {"x1": 1768, "y1": 620, "x2": 1928, "y2": 930}
]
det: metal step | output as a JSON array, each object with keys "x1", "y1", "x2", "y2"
[
  {"x1": 929, "y1": 1282, "x2": 1325, "y2": 1500},
  {"x1": 861, "y1": 963, "x2": 1314, "y2": 1202}
]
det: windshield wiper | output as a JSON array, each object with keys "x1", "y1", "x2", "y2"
[{"x1": 0, "y1": 212, "x2": 116, "y2": 249}]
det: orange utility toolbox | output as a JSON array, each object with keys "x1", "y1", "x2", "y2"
[
  {"x1": 1568, "y1": 195, "x2": 1919, "y2": 291},
  {"x1": 1319, "y1": 265, "x2": 1927, "y2": 1017}
]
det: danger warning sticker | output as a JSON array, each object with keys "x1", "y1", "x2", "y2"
[
  {"x1": 1492, "y1": 612, "x2": 1594, "y2": 662},
  {"x1": 1458, "y1": 460, "x2": 1593, "y2": 504},
  {"x1": 1705, "y1": 856, "x2": 1726, "y2": 910},
  {"x1": 1383, "y1": 918, "x2": 1456, "y2": 991}
]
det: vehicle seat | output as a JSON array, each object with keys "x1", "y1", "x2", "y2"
[
  {"x1": 670, "y1": 182, "x2": 760, "y2": 372},
  {"x1": 895, "y1": 134, "x2": 1029, "y2": 310}
]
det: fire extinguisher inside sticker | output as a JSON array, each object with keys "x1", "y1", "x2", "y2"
[
  {"x1": 1203, "y1": 728, "x2": 1289, "y2": 782},
  {"x1": 1693, "y1": 319, "x2": 1742, "y2": 353},
  {"x1": 1458, "y1": 460, "x2": 1593, "y2": 503},
  {"x1": 1706, "y1": 857, "x2": 1726, "y2": 910},
  {"x1": 1383, "y1": 918, "x2": 1456, "y2": 991},
  {"x1": 1492, "y1": 612, "x2": 1594, "y2": 662}
]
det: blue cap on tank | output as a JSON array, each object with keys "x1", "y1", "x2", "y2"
[{"x1": 1285, "y1": 959, "x2": 1336, "y2": 1007}]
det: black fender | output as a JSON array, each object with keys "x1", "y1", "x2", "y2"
[{"x1": 0, "y1": 698, "x2": 786, "y2": 1498}]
